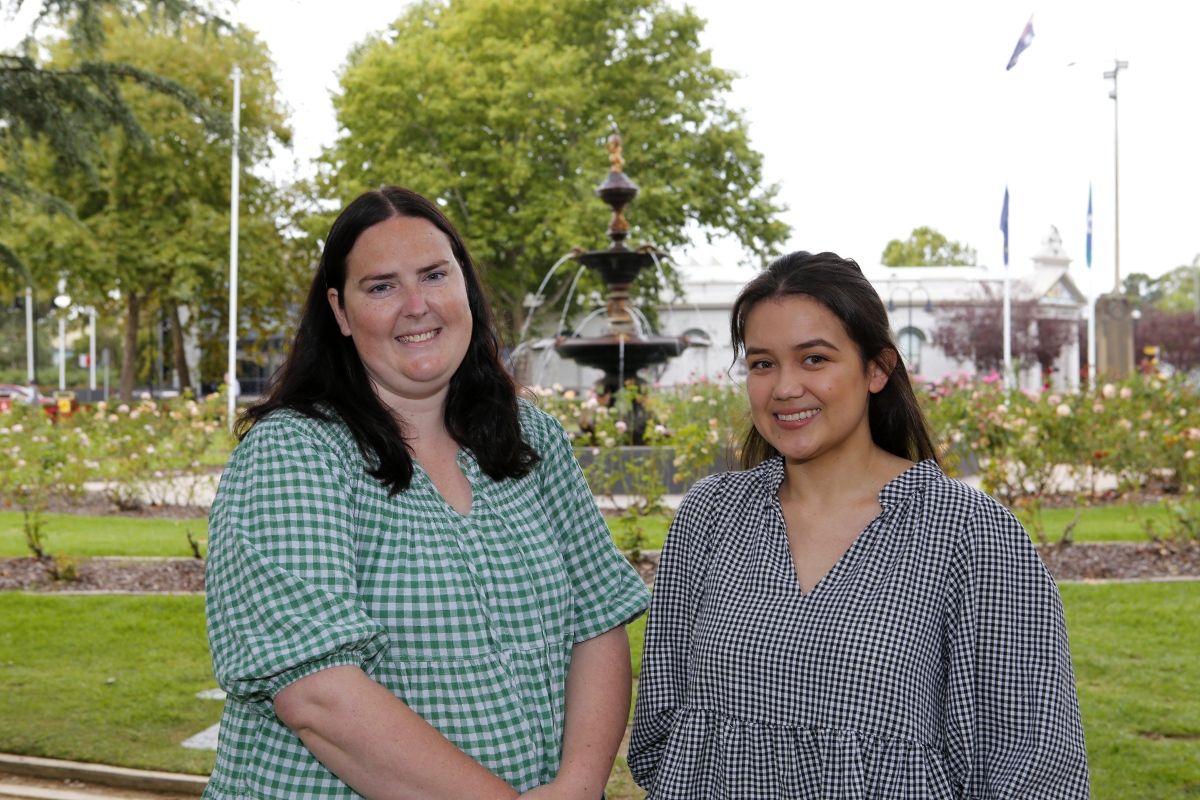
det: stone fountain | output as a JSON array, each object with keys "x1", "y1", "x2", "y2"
[{"x1": 553, "y1": 133, "x2": 690, "y2": 404}]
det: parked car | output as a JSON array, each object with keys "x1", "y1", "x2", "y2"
[{"x1": 0, "y1": 384, "x2": 54, "y2": 412}]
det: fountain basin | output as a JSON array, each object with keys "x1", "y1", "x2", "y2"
[
  {"x1": 554, "y1": 333, "x2": 687, "y2": 388},
  {"x1": 574, "y1": 248, "x2": 658, "y2": 287}
]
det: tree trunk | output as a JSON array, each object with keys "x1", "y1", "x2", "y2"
[
  {"x1": 119, "y1": 292, "x2": 140, "y2": 401},
  {"x1": 169, "y1": 301, "x2": 192, "y2": 395}
]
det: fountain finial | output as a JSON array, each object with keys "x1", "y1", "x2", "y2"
[
  {"x1": 595, "y1": 124, "x2": 638, "y2": 246},
  {"x1": 606, "y1": 128, "x2": 625, "y2": 173}
]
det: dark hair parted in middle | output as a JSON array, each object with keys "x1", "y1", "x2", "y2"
[
  {"x1": 240, "y1": 185, "x2": 539, "y2": 494},
  {"x1": 730, "y1": 250, "x2": 939, "y2": 470}
]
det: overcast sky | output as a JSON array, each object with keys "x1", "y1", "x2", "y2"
[{"x1": 7, "y1": 0, "x2": 1198, "y2": 290}]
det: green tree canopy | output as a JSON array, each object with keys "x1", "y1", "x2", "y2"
[
  {"x1": 1, "y1": 0, "x2": 226, "y2": 295},
  {"x1": 1145, "y1": 262, "x2": 1200, "y2": 315},
  {"x1": 3, "y1": 12, "x2": 296, "y2": 398},
  {"x1": 881, "y1": 226, "x2": 977, "y2": 267},
  {"x1": 0, "y1": 1, "x2": 221, "y2": 200},
  {"x1": 322, "y1": 0, "x2": 789, "y2": 340}
]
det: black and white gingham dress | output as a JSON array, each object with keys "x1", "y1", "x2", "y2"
[{"x1": 629, "y1": 458, "x2": 1089, "y2": 799}]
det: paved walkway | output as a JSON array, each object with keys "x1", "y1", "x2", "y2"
[{"x1": 0, "y1": 755, "x2": 204, "y2": 799}]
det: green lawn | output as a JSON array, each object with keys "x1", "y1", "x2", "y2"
[
  {"x1": 0, "y1": 594, "x2": 219, "y2": 774},
  {"x1": 0, "y1": 512, "x2": 208, "y2": 558},
  {"x1": 1062, "y1": 582, "x2": 1200, "y2": 797},
  {"x1": 610, "y1": 500, "x2": 1197, "y2": 551},
  {"x1": 0, "y1": 498, "x2": 1189, "y2": 562},
  {"x1": 1, "y1": 583, "x2": 1196, "y2": 798},
  {"x1": 1023, "y1": 502, "x2": 1200, "y2": 544}
]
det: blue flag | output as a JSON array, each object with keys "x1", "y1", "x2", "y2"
[
  {"x1": 1000, "y1": 187, "x2": 1010, "y2": 268},
  {"x1": 1086, "y1": 184, "x2": 1093, "y2": 268},
  {"x1": 1006, "y1": 16, "x2": 1035, "y2": 70}
]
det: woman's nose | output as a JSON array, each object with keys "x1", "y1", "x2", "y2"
[
  {"x1": 399, "y1": 287, "x2": 428, "y2": 316},
  {"x1": 773, "y1": 365, "x2": 807, "y2": 399}
]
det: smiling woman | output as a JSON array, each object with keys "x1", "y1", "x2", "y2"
[
  {"x1": 202, "y1": 186, "x2": 649, "y2": 798},
  {"x1": 630, "y1": 251, "x2": 1090, "y2": 799}
]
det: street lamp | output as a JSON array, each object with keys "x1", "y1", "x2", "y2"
[
  {"x1": 887, "y1": 285, "x2": 934, "y2": 373},
  {"x1": 53, "y1": 279, "x2": 71, "y2": 392}
]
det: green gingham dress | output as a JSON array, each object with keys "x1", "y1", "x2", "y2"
[{"x1": 203, "y1": 401, "x2": 650, "y2": 798}]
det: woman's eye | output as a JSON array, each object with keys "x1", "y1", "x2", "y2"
[
  {"x1": 803, "y1": 354, "x2": 828, "y2": 366},
  {"x1": 425, "y1": 270, "x2": 448, "y2": 283},
  {"x1": 367, "y1": 283, "x2": 392, "y2": 294},
  {"x1": 748, "y1": 359, "x2": 773, "y2": 370}
]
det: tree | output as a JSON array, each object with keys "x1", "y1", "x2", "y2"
[
  {"x1": 881, "y1": 226, "x2": 977, "y2": 267},
  {"x1": 322, "y1": 0, "x2": 789, "y2": 340},
  {"x1": 2, "y1": 12, "x2": 296, "y2": 399},
  {"x1": 931, "y1": 292, "x2": 1075, "y2": 375},
  {"x1": 1136, "y1": 308, "x2": 1200, "y2": 373},
  {"x1": 1146, "y1": 261, "x2": 1200, "y2": 315},
  {"x1": 2, "y1": 0, "x2": 230, "y2": 390},
  {"x1": 0, "y1": 0, "x2": 221, "y2": 204}
]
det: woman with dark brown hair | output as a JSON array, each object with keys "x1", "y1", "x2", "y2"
[
  {"x1": 630, "y1": 251, "x2": 1088, "y2": 798},
  {"x1": 205, "y1": 186, "x2": 649, "y2": 799}
]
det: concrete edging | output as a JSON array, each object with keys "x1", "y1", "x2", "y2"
[{"x1": 0, "y1": 754, "x2": 206, "y2": 796}]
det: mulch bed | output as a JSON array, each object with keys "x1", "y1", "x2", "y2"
[
  {"x1": 0, "y1": 557, "x2": 206, "y2": 593},
  {"x1": 2, "y1": 541, "x2": 1197, "y2": 593}
]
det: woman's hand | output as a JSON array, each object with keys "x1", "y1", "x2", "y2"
[{"x1": 517, "y1": 779, "x2": 595, "y2": 799}]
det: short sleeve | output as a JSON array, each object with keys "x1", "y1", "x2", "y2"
[
  {"x1": 205, "y1": 414, "x2": 388, "y2": 710},
  {"x1": 526, "y1": 405, "x2": 650, "y2": 643},
  {"x1": 628, "y1": 473, "x2": 721, "y2": 790},
  {"x1": 941, "y1": 494, "x2": 1090, "y2": 798}
]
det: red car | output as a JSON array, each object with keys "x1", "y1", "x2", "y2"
[{"x1": 0, "y1": 384, "x2": 55, "y2": 413}]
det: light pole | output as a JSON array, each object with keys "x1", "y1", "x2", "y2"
[
  {"x1": 226, "y1": 63, "x2": 242, "y2": 433},
  {"x1": 887, "y1": 285, "x2": 934, "y2": 373},
  {"x1": 53, "y1": 279, "x2": 71, "y2": 392},
  {"x1": 1104, "y1": 59, "x2": 1129, "y2": 293},
  {"x1": 85, "y1": 307, "x2": 97, "y2": 391},
  {"x1": 24, "y1": 285, "x2": 34, "y2": 389}
]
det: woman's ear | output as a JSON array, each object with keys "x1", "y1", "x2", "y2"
[
  {"x1": 327, "y1": 288, "x2": 352, "y2": 337},
  {"x1": 867, "y1": 348, "x2": 898, "y2": 394}
]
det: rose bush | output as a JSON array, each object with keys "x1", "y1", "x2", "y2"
[
  {"x1": 3, "y1": 374, "x2": 1196, "y2": 560},
  {"x1": 0, "y1": 392, "x2": 232, "y2": 556}
]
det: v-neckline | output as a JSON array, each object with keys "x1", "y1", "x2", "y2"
[
  {"x1": 771, "y1": 498, "x2": 885, "y2": 599},
  {"x1": 413, "y1": 450, "x2": 474, "y2": 518}
]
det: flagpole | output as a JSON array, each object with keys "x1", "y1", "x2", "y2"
[
  {"x1": 1003, "y1": 275, "x2": 1012, "y2": 387},
  {"x1": 1000, "y1": 187, "x2": 1013, "y2": 389},
  {"x1": 1000, "y1": 18, "x2": 1032, "y2": 392}
]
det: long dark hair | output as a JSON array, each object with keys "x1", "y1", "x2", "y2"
[
  {"x1": 729, "y1": 250, "x2": 938, "y2": 469},
  {"x1": 241, "y1": 186, "x2": 539, "y2": 494}
]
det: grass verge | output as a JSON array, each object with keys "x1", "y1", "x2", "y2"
[
  {"x1": 0, "y1": 512, "x2": 208, "y2": 558},
  {"x1": 0, "y1": 594, "x2": 218, "y2": 774},
  {"x1": 1062, "y1": 581, "x2": 1200, "y2": 797},
  {"x1": 0, "y1": 498, "x2": 1190, "y2": 561},
  {"x1": 610, "y1": 501, "x2": 1197, "y2": 552}
]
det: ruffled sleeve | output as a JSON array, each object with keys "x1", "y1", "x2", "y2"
[
  {"x1": 524, "y1": 403, "x2": 650, "y2": 643},
  {"x1": 628, "y1": 473, "x2": 722, "y2": 791},
  {"x1": 205, "y1": 413, "x2": 387, "y2": 710},
  {"x1": 941, "y1": 493, "x2": 1090, "y2": 798}
]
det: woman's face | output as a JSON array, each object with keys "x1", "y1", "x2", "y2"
[
  {"x1": 743, "y1": 294, "x2": 888, "y2": 466},
  {"x1": 327, "y1": 215, "x2": 473, "y2": 412}
]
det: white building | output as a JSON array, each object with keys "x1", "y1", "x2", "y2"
[{"x1": 521, "y1": 227, "x2": 1089, "y2": 393}]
